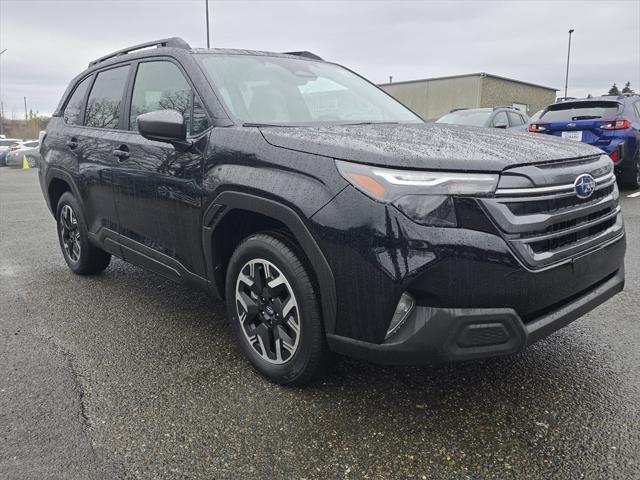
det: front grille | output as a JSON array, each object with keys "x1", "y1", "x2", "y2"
[
  {"x1": 507, "y1": 184, "x2": 614, "y2": 216},
  {"x1": 481, "y1": 160, "x2": 623, "y2": 269}
]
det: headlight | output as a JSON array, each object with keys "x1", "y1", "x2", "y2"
[{"x1": 336, "y1": 160, "x2": 498, "y2": 227}]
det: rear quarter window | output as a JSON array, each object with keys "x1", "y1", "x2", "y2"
[{"x1": 63, "y1": 76, "x2": 91, "y2": 125}]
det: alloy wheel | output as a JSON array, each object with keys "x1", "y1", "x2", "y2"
[
  {"x1": 235, "y1": 258, "x2": 301, "y2": 364},
  {"x1": 60, "y1": 204, "x2": 81, "y2": 263}
]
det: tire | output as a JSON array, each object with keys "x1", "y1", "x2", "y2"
[
  {"x1": 56, "y1": 192, "x2": 111, "y2": 275},
  {"x1": 620, "y1": 153, "x2": 640, "y2": 190},
  {"x1": 225, "y1": 232, "x2": 328, "y2": 385}
]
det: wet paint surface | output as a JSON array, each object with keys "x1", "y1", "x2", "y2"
[{"x1": 260, "y1": 122, "x2": 603, "y2": 171}]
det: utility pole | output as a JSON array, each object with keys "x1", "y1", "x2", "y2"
[
  {"x1": 24, "y1": 96, "x2": 28, "y2": 120},
  {"x1": 0, "y1": 49, "x2": 6, "y2": 135},
  {"x1": 564, "y1": 29, "x2": 574, "y2": 99},
  {"x1": 205, "y1": 0, "x2": 211, "y2": 48}
]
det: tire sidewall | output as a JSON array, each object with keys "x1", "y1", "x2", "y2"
[
  {"x1": 56, "y1": 192, "x2": 93, "y2": 273},
  {"x1": 225, "y1": 235, "x2": 322, "y2": 384}
]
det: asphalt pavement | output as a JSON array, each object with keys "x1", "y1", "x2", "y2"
[{"x1": 1, "y1": 167, "x2": 639, "y2": 480}]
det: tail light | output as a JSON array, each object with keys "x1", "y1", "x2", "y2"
[
  {"x1": 528, "y1": 122, "x2": 546, "y2": 133},
  {"x1": 600, "y1": 119, "x2": 631, "y2": 130},
  {"x1": 9, "y1": 145, "x2": 19, "y2": 151},
  {"x1": 609, "y1": 150, "x2": 619, "y2": 162}
]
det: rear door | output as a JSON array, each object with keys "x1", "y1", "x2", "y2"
[
  {"x1": 538, "y1": 101, "x2": 622, "y2": 148},
  {"x1": 111, "y1": 58, "x2": 210, "y2": 279},
  {"x1": 76, "y1": 65, "x2": 131, "y2": 244},
  {"x1": 45, "y1": 68, "x2": 129, "y2": 253}
]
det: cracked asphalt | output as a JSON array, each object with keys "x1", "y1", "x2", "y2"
[{"x1": 1, "y1": 167, "x2": 639, "y2": 479}]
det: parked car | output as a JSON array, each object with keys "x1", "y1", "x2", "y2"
[
  {"x1": 529, "y1": 94, "x2": 640, "y2": 189},
  {"x1": 5, "y1": 140, "x2": 40, "y2": 167},
  {"x1": 39, "y1": 37, "x2": 625, "y2": 385},
  {"x1": 527, "y1": 109, "x2": 543, "y2": 126},
  {"x1": 0, "y1": 138, "x2": 22, "y2": 167},
  {"x1": 436, "y1": 106, "x2": 529, "y2": 131}
]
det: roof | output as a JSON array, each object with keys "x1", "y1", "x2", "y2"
[
  {"x1": 555, "y1": 93, "x2": 640, "y2": 104},
  {"x1": 379, "y1": 72, "x2": 558, "y2": 92}
]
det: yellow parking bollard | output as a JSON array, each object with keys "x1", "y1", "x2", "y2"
[{"x1": 22, "y1": 155, "x2": 30, "y2": 169}]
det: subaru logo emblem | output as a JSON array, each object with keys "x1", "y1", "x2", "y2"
[
  {"x1": 574, "y1": 174, "x2": 596, "y2": 199},
  {"x1": 567, "y1": 123, "x2": 576, "y2": 128}
]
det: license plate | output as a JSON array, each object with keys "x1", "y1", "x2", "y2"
[{"x1": 561, "y1": 131, "x2": 583, "y2": 141}]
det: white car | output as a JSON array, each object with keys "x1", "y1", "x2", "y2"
[
  {"x1": 0, "y1": 138, "x2": 22, "y2": 167},
  {"x1": 5, "y1": 140, "x2": 40, "y2": 167}
]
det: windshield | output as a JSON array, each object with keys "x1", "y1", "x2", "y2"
[
  {"x1": 436, "y1": 110, "x2": 491, "y2": 127},
  {"x1": 540, "y1": 101, "x2": 621, "y2": 122},
  {"x1": 198, "y1": 54, "x2": 421, "y2": 125}
]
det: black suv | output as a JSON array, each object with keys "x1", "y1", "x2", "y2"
[{"x1": 39, "y1": 38, "x2": 625, "y2": 384}]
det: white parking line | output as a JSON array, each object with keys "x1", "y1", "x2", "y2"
[{"x1": 627, "y1": 192, "x2": 640, "y2": 198}]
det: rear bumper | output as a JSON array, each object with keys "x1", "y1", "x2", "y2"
[{"x1": 327, "y1": 266, "x2": 624, "y2": 365}]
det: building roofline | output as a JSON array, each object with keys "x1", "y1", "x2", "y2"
[{"x1": 379, "y1": 72, "x2": 558, "y2": 92}]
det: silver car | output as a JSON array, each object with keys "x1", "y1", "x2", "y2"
[{"x1": 5, "y1": 140, "x2": 40, "y2": 167}]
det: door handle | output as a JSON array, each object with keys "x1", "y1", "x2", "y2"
[
  {"x1": 113, "y1": 145, "x2": 130, "y2": 161},
  {"x1": 66, "y1": 137, "x2": 78, "y2": 149}
]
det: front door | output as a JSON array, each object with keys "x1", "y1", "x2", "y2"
[{"x1": 111, "y1": 59, "x2": 210, "y2": 279}]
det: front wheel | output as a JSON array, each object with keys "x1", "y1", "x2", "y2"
[
  {"x1": 225, "y1": 232, "x2": 328, "y2": 385},
  {"x1": 56, "y1": 192, "x2": 111, "y2": 275}
]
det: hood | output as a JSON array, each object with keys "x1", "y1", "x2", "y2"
[{"x1": 259, "y1": 123, "x2": 603, "y2": 172}]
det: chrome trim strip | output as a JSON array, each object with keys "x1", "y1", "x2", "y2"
[
  {"x1": 495, "y1": 171, "x2": 615, "y2": 197},
  {"x1": 515, "y1": 206, "x2": 621, "y2": 243}
]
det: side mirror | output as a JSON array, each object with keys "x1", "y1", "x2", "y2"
[
  {"x1": 493, "y1": 122, "x2": 508, "y2": 129},
  {"x1": 137, "y1": 110, "x2": 187, "y2": 144}
]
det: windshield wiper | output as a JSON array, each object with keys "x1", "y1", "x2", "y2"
[
  {"x1": 339, "y1": 121, "x2": 400, "y2": 126},
  {"x1": 243, "y1": 122, "x2": 296, "y2": 127}
]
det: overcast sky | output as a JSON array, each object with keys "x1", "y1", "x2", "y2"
[{"x1": 1, "y1": 0, "x2": 639, "y2": 117}]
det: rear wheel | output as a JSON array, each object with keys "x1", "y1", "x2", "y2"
[
  {"x1": 620, "y1": 153, "x2": 640, "y2": 190},
  {"x1": 225, "y1": 232, "x2": 328, "y2": 385},
  {"x1": 56, "y1": 192, "x2": 111, "y2": 274}
]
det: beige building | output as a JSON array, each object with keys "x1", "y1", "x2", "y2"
[{"x1": 379, "y1": 73, "x2": 558, "y2": 121}]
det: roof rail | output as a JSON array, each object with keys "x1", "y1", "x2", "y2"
[
  {"x1": 283, "y1": 51, "x2": 323, "y2": 61},
  {"x1": 492, "y1": 105, "x2": 515, "y2": 110},
  {"x1": 88, "y1": 37, "x2": 191, "y2": 67},
  {"x1": 449, "y1": 107, "x2": 469, "y2": 112}
]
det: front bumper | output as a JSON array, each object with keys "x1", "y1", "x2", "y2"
[{"x1": 327, "y1": 266, "x2": 624, "y2": 365}]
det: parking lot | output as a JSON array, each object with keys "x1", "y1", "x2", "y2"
[{"x1": 1, "y1": 167, "x2": 639, "y2": 479}]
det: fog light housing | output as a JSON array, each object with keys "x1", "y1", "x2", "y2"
[{"x1": 385, "y1": 292, "x2": 415, "y2": 340}]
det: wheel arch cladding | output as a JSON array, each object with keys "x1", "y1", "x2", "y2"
[
  {"x1": 203, "y1": 191, "x2": 337, "y2": 334},
  {"x1": 48, "y1": 176, "x2": 73, "y2": 214}
]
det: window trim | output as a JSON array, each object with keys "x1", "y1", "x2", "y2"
[{"x1": 124, "y1": 56, "x2": 212, "y2": 138}]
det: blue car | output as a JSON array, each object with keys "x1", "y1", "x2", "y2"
[{"x1": 529, "y1": 94, "x2": 640, "y2": 189}]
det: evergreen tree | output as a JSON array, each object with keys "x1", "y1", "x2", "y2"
[
  {"x1": 622, "y1": 82, "x2": 634, "y2": 94},
  {"x1": 608, "y1": 83, "x2": 620, "y2": 95}
]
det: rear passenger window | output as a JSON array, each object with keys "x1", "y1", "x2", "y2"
[
  {"x1": 84, "y1": 65, "x2": 130, "y2": 129},
  {"x1": 508, "y1": 112, "x2": 524, "y2": 126},
  {"x1": 129, "y1": 61, "x2": 209, "y2": 135},
  {"x1": 63, "y1": 76, "x2": 91, "y2": 125}
]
